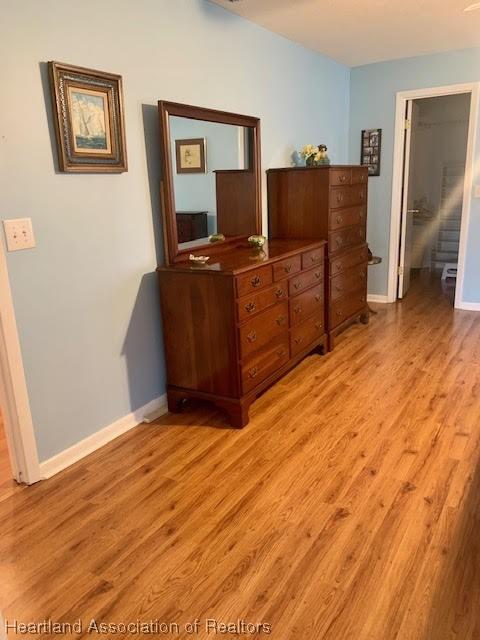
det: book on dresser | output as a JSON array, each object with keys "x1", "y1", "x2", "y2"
[{"x1": 267, "y1": 165, "x2": 369, "y2": 349}]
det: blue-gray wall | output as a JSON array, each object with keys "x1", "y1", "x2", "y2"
[
  {"x1": 349, "y1": 48, "x2": 480, "y2": 300},
  {"x1": 1, "y1": 0, "x2": 350, "y2": 460}
]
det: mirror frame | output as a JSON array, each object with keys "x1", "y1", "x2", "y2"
[{"x1": 158, "y1": 100, "x2": 262, "y2": 265}]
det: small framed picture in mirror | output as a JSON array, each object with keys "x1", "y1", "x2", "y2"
[{"x1": 175, "y1": 138, "x2": 206, "y2": 174}]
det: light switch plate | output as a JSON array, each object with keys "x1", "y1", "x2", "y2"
[{"x1": 3, "y1": 218, "x2": 36, "y2": 251}]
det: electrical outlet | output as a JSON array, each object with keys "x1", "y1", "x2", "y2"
[{"x1": 3, "y1": 218, "x2": 36, "y2": 251}]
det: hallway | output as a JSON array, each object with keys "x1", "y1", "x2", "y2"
[{"x1": 1, "y1": 276, "x2": 480, "y2": 638}]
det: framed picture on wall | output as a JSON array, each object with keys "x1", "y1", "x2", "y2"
[
  {"x1": 361, "y1": 128, "x2": 382, "y2": 176},
  {"x1": 48, "y1": 61, "x2": 127, "y2": 173},
  {"x1": 175, "y1": 138, "x2": 206, "y2": 174}
]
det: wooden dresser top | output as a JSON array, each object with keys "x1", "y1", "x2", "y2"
[
  {"x1": 266, "y1": 164, "x2": 367, "y2": 173},
  {"x1": 157, "y1": 238, "x2": 326, "y2": 275}
]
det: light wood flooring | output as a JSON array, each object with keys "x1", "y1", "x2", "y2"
[{"x1": 1, "y1": 273, "x2": 480, "y2": 638}]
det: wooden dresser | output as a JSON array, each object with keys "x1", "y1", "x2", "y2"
[
  {"x1": 267, "y1": 165, "x2": 369, "y2": 348},
  {"x1": 176, "y1": 211, "x2": 208, "y2": 243},
  {"x1": 158, "y1": 238, "x2": 327, "y2": 427}
]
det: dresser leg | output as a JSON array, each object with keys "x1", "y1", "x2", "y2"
[
  {"x1": 328, "y1": 333, "x2": 335, "y2": 352},
  {"x1": 229, "y1": 406, "x2": 250, "y2": 429},
  {"x1": 360, "y1": 309, "x2": 370, "y2": 325},
  {"x1": 167, "y1": 389, "x2": 185, "y2": 413},
  {"x1": 216, "y1": 400, "x2": 250, "y2": 429}
]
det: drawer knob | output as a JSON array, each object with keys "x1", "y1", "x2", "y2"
[
  {"x1": 284, "y1": 264, "x2": 292, "y2": 273},
  {"x1": 360, "y1": 271, "x2": 366, "y2": 279},
  {"x1": 315, "y1": 294, "x2": 322, "y2": 302},
  {"x1": 247, "y1": 331, "x2": 257, "y2": 343},
  {"x1": 336, "y1": 216, "x2": 344, "y2": 225},
  {"x1": 245, "y1": 301, "x2": 256, "y2": 313},
  {"x1": 276, "y1": 348, "x2": 286, "y2": 359},
  {"x1": 315, "y1": 321, "x2": 322, "y2": 330},
  {"x1": 294, "y1": 305, "x2": 302, "y2": 315},
  {"x1": 336, "y1": 238, "x2": 343, "y2": 246},
  {"x1": 335, "y1": 264, "x2": 342, "y2": 271},
  {"x1": 336, "y1": 310, "x2": 343, "y2": 317},
  {"x1": 293, "y1": 281, "x2": 302, "y2": 290},
  {"x1": 276, "y1": 315, "x2": 286, "y2": 326},
  {"x1": 315, "y1": 270, "x2": 322, "y2": 279},
  {"x1": 337, "y1": 194, "x2": 344, "y2": 203},
  {"x1": 251, "y1": 275, "x2": 262, "y2": 288},
  {"x1": 310, "y1": 254, "x2": 320, "y2": 263},
  {"x1": 358, "y1": 229, "x2": 364, "y2": 237},
  {"x1": 248, "y1": 367, "x2": 259, "y2": 379},
  {"x1": 340, "y1": 175, "x2": 347, "y2": 182},
  {"x1": 294, "y1": 336, "x2": 303, "y2": 345},
  {"x1": 275, "y1": 288, "x2": 286, "y2": 299}
]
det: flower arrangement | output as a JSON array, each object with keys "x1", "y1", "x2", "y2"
[{"x1": 300, "y1": 143, "x2": 330, "y2": 166}]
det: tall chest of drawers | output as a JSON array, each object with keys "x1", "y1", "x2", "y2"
[
  {"x1": 158, "y1": 239, "x2": 327, "y2": 428},
  {"x1": 267, "y1": 165, "x2": 369, "y2": 348}
]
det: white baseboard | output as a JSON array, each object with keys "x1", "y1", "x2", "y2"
[
  {"x1": 457, "y1": 301, "x2": 480, "y2": 311},
  {"x1": 367, "y1": 294, "x2": 390, "y2": 304},
  {"x1": 39, "y1": 394, "x2": 167, "y2": 479}
]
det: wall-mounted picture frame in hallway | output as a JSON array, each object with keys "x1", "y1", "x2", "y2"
[
  {"x1": 361, "y1": 128, "x2": 382, "y2": 176},
  {"x1": 48, "y1": 61, "x2": 128, "y2": 173}
]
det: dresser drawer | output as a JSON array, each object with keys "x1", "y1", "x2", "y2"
[
  {"x1": 289, "y1": 285, "x2": 324, "y2": 326},
  {"x1": 351, "y1": 184, "x2": 368, "y2": 205},
  {"x1": 352, "y1": 167, "x2": 368, "y2": 184},
  {"x1": 330, "y1": 185, "x2": 367, "y2": 209},
  {"x1": 273, "y1": 254, "x2": 301, "y2": 281},
  {"x1": 329, "y1": 287, "x2": 367, "y2": 329},
  {"x1": 330, "y1": 264, "x2": 368, "y2": 302},
  {"x1": 329, "y1": 245, "x2": 368, "y2": 276},
  {"x1": 330, "y1": 168, "x2": 351, "y2": 186},
  {"x1": 239, "y1": 301, "x2": 288, "y2": 359},
  {"x1": 301, "y1": 247, "x2": 324, "y2": 270},
  {"x1": 237, "y1": 281, "x2": 288, "y2": 323},
  {"x1": 290, "y1": 315, "x2": 325, "y2": 356},
  {"x1": 236, "y1": 265, "x2": 273, "y2": 298},
  {"x1": 329, "y1": 205, "x2": 367, "y2": 231},
  {"x1": 241, "y1": 335, "x2": 289, "y2": 394},
  {"x1": 329, "y1": 225, "x2": 366, "y2": 254},
  {"x1": 289, "y1": 265, "x2": 324, "y2": 296}
]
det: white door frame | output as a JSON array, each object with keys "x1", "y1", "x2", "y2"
[
  {"x1": 388, "y1": 82, "x2": 480, "y2": 307},
  {"x1": 0, "y1": 238, "x2": 40, "y2": 485}
]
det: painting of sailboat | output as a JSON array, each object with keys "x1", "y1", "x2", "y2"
[
  {"x1": 49, "y1": 61, "x2": 127, "y2": 172},
  {"x1": 69, "y1": 87, "x2": 112, "y2": 154}
]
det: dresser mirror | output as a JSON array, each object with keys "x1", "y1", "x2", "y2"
[{"x1": 158, "y1": 101, "x2": 262, "y2": 265}]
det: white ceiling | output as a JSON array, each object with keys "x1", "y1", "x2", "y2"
[{"x1": 209, "y1": 0, "x2": 480, "y2": 66}]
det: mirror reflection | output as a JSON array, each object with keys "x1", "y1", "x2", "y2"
[{"x1": 169, "y1": 116, "x2": 253, "y2": 250}]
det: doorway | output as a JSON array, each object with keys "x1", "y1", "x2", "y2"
[
  {"x1": 0, "y1": 407, "x2": 15, "y2": 496},
  {"x1": 0, "y1": 237, "x2": 41, "y2": 486},
  {"x1": 399, "y1": 93, "x2": 471, "y2": 301},
  {"x1": 388, "y1": 83, "x2": 480, "y2": 308}
]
